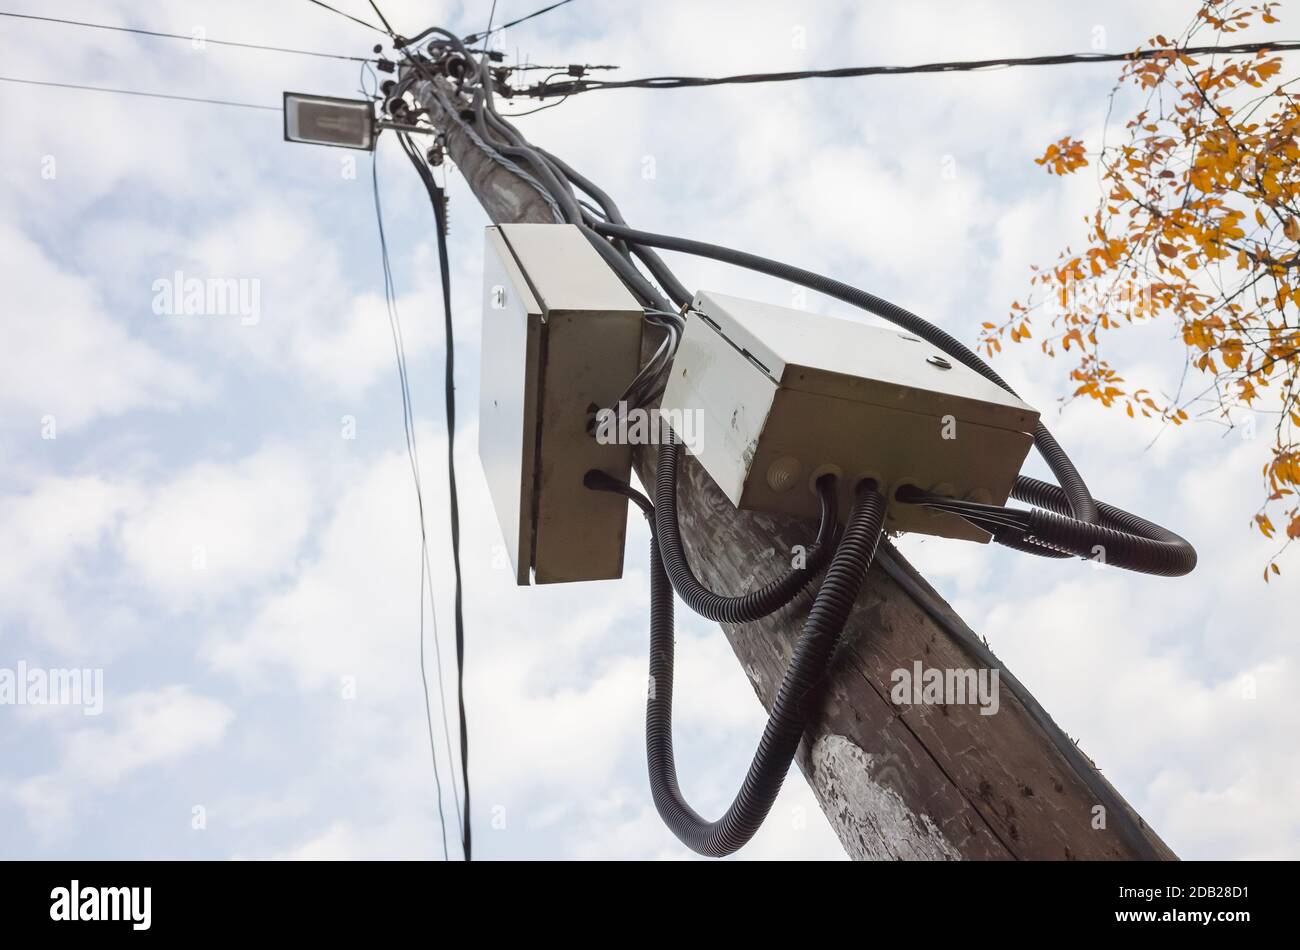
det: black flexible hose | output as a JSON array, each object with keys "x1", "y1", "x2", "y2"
[
  {"x1": 588, "y1": 220, "x2": 1102, "y2": 526},
  {"x1": 988, "y1": 528, "x2": 1074, "y2": 559},
  {"x1": 648, "y1": 479, "x2": 887, "y2": 857},
  {"x1": 898, "y1": 475, "x2": 1195, "y2": 574},
  {"x1": 655, "y1": 433, "x2": 840, "y2": 623},
  {"x1": 1007, "y1": 475, "x2": 1197, "y2": 576}
]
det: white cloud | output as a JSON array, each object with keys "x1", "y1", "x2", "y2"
[
  {"x1": 61, "y1": 685, "x2": 233, "y2": 785},
  {"x1": 0, "y1": 475, "x2": 136, "y2": 651},
  {"x1": 0, "y1": 223, "x2": 206, "y2": 433},
  {"x1": 6, "y1": 685, "x2": 233, "y2": 838},
  {"x1": 205, "y1": 429, "x2": 848, "y2": 858},
  {"x1": 118, "y1": 447, "x2": 314, "y2": 604}
]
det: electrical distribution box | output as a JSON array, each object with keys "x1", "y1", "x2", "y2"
[
  {"x1": 478, "y1": 224, "x2": 644, "y2": 584},
  {"x1": 659, "y1": 291, "x2": 1040, "y2": 541}
]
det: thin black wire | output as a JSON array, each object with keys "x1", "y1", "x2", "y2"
[
  {"x1": 374, "y1": 150, "x2": 450, "y2": 858},
  {"x1": 399, "y1": 135, "x2": 472, "y2": 863},
  {"x1": 395, "y1": 133, "x2": 469, "y2": 860},
  {"x1": 364, "y1": 61, "x2": 465, "y2": 852},
  {"x1": 305, "y1": 0, "x2": 387, "y2": 34},
  {"x1": 0, "y1": 75, "x2": 280, "y2": 110},
  {"x1": 380, "y1": 64, "x2": 474, "y2": 850},
  {"x1": 439, "y1": 170, "x2": 472, "y2": 865},
  {"x1": 378, "y1": 7, "x2": 473, "y2": 865},
  {"x1": 0, "y1": 11, "x2": 374, "y2": 61},
  {"x1": 526, "y1": 39, "x2": 1300, "y2": 97},
  {"x1": 500, "y1": 92, "x2": 569, "y2": 116},
  {"x1": 509, "y1": 62, "x2": 617, "y2": 73},
  {"x1": 367, "y1": 58, "x2": 465, "y2": 852},
  {"x1": 402, "y1": 156, "x2": 470, "y2": 868},
  {"x1": 371, "y1": 144, "x2": 451, "y2": 862},
  {"x1": 367, "y1": 0, "x2": 397, "y2": 36},
  {"x1": 465, "y1": 0, "x2": 574, "y2": 44},
  {"x1": 484, "y1": 0, "x2": 500, "y2": 50}
]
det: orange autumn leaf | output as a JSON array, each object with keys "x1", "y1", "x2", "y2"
[{"x1": 1035, "y1": 136, "x2": 1089, "y2": 175}]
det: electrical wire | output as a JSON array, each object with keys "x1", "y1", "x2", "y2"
[
  {"x1": 611, "y1": 316, "x2": 676, "y2": 410},
  {"x1": 396, "y1": 131, "x2": 473, "y2": 862},
  {"x1": 589, "y1": 470, "x2": 886, "y2": 857},
  {"x1": 526, "y1": 39, "x2": 1300, "y2": 97},
  {"x1": 367, "y1": 0, "x2": 397, "y2": 36},
  {"x1": 370, "y1": 146, "x2": 453, "y2": 861},
  {"x1": 655, "y1": 432, "x2": 843, "y2": 623},
  {"x1": 0, "y1": 10, "x2": 375, "y2": 61},
  {"x1": 452, "y1": 54, "x2": 676, "y2": 309},
  {"x1": 498, "y1": 92, "x2": 570, "y2": 116},
  {"x1": 478, "y1": 0, "x2": 500, "y2": 54},
  {"x1": 534, "y1": 146, "x2": 693, "y2": 308},
  {"x1": 0, "y1": 75, "x2": 280, "y2": 111},
  {"x1": 304, "y1": 0, "x2": 387, "y2": 34},
  {"x1": 363, "y1": 72, "x2": 465, "y2": 842},
  {"x1": 404, "y1": 71, "x2": 565, "y2": 221},
  {"x1": 464, "y1": 0, "x2": 576, "y2": 44},
  {"x1": 508, "y1": 62, "x2": 619, "y2": 73}
]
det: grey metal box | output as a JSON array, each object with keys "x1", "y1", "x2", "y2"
[
  {"x1": 478, "y1": 224, "x2": 644, "y2": 583},
  {"x1": 660, "y1": 291, "x2": 1040, "y2": 541}
]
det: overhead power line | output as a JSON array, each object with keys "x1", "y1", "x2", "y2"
[
  {"x1": 464, "y1": 0, "x2": 575, "y2": 44},
  {"x1": 370, "y1": 140, "x2": 460, "y2": 861},
  {"x1": 0, "y1": 75, "x2": 280, "y2": 111},
  {"x1": 526, "y1": 39, "x2": 1300, "y2": 97},
  {"x1": 0, "y1": 10, "x2": 374, "y2": 61},
  {"x1": 390, "y1": 129, "x2": 473, "y2": 861},
  {"x1": 366, "y1": 0, "x2": 397, "y2": 37},
  {"x1": 478, "y1": 0, "x2": 500, "y2": 54},
  {"x1": 304, "y1": 0, "x2": 387, "y2": 35}
]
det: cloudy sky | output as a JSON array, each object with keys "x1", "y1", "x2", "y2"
[{"x1": 1, "y1": 0, "x2": 1295, "y2": 860}]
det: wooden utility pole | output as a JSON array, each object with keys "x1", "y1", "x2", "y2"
[{"x1": 412, "y1": 75, "x2": 1177, "y2": 860}]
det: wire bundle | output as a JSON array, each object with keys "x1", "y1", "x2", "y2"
[
  {"x1": 646, "y1": 479, "x2": 886, "y2": 856},
  {"x1": 523, "y1": 40, "x2": 1300, "y2": 98},
  {"x1": 654, "y1": 434, "x2": 841, "y2": 623}
]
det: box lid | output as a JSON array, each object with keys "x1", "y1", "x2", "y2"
[{"x1": 693, "y1": 291, "x2": 1039, "y2": 434}]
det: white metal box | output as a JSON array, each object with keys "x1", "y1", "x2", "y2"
[
  {"x1": 660, "y1": 291, "x2": 1040, "y2": 541},
  {"x1": 478, "y1": 224, "x2": 644, "y2": 583}
]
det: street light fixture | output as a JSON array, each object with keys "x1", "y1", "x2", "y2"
[{"x1": 282, "y1": 92, "x2": 376, "y2": 150}]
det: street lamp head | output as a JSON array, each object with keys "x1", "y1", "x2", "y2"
[{"x1": 282, "y1": 92, "x2": 376, "y2": 151}]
